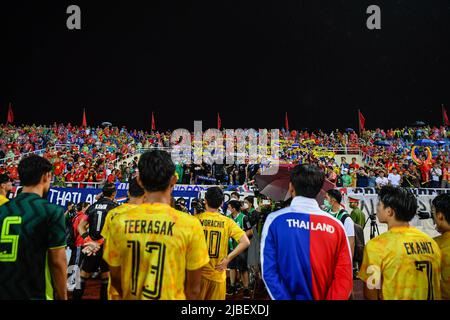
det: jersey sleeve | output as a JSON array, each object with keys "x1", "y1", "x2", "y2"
[
  {"x1": 358, "y1": 239, "x2": 383, "y2": 288},
  {"x1": 47, "y1": 206, "x2": 67, "y2": 249},
  {"x1": 186, "y1": 218, "x2": 210, "y2": 271},
  {"x1": 229, "y1": 218, "x2": 246, "y2": 243}
]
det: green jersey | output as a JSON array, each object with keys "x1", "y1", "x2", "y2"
[
  {"x1": 0, "y1": 193, "x2": 66, "y2": 300},
  {"x1": 227, "y1": 212, "x2": 251, "y2": 250}
]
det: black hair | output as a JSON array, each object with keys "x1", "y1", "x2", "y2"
[
  {"x1": 231, "y1": 191, "x2": 240, "y2": 199},
  {"x1": 138, "y1": 150, "x2": 175, "y2": 192},
  {"x1": 205, "y1": 187, "x2": 224, "y2": 209},
  {"x1": 244, "y1": 196, "x2": 254, "y2": 207},
  {"x1": 77, "y1": 202, "x2": 89, "y2": 212},
  {"x1": 228, "y1": 200, "x2": 241, "y2": 212},
  {"x1": 102, "y1": 183, "x2": 117, "y2": 198},
  {"x1": 18, "y1": 155, "x2": 53, "y2": 186},
  {"x1": 378, "y1": 186, "x2": 418, "y2": 222},
  {"x1": 176, "y1": 197, "x2": 186, "y2": 204},
  {"x1": 128, "y1": 178, "x2": 145, "y2": 198},
  {"x1": 327, "y1": 189, "x2": 342, "y2": 204},
  {"x1": 290, "y1": 164, "x2": 325, "y2": 198},
  {"x1": 432, "y1": 193, "x2": 450, "y2": 224}
]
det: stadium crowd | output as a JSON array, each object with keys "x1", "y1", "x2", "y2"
[
  {"x1": 0, "y1": 150, "x2": 449, "y2": 301},
  {"x1": 1, "y1": 123, "x2": 448, "y2": 189}
]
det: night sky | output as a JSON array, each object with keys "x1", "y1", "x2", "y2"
[{"x1": 2, "y1": 1, "x2": 450, "y2": 131}]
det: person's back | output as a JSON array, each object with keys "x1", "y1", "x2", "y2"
[
  {"x1": 261, "y1": 165, "x2": 352, "y2": 300},
  {"x1": 196, "y1": 211, "x2": 244, "y2": 282},
  {"x1": 262, "y1": 197, "x2": 352, "y2": 300},
  {"x1": 359, "y1": 226, "x2": 441, "y2": 300},
  {"x1": 431, "y1": 194, "x2": 450, "y2": 300},
  {"x1": 85, "y1": 196, "x2": 118, "y2": 241},
  {"x1": 104, "y1": 202, "x2": 208, "y2": 300},
  {"x1": 0, "y1": 192, "x2": 66, "y2": 299},
  {"x1": 358, "y1": 186, "x2": 442, "y2": 300},
  {"x1": 434, "y1": 232, "x2": 450, "y2": 299}
]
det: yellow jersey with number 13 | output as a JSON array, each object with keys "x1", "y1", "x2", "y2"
[
  {"x1": 103, "y1": 203, "x2": 209, "y2": 300},
  {"x1": 358, "y1": 226, "x2": 441, "y2": 300}
]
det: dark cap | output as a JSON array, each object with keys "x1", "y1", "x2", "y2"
[{"x1": 0, "y1": 174, "x2": 11, "y2": 184}]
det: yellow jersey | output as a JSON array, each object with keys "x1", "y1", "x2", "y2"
[
  {"x1": 359, "y1": 226, "x2": 441, "y2": 300},
  {"x1": 0, "y1": 194, "x2": 9, "y2": 206},
  {"x1": 102, "y1": 203, "x2": 137, "y2": 240},
  {"x1": 103, "y1": 203, "x2": 209, "y2": 300},
  {"x1": 434, "y1": 232, "x2": 450, "y2": 300},
  {"x1": 101, "y1": 203, "x2": 137, "y2": 300},
  {"x1": 195, "y1": 211, "x2": 245, "y2": 283}
]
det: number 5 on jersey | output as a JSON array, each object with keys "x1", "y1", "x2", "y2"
[{"x1": 0, "y1": 217, "x2": 22, "y2": 262}]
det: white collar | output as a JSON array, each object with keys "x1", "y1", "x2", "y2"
[{"x1": 290, "y1": 196, "x2": 325, "y2": 215}]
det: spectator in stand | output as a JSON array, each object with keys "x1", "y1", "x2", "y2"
[
  {"x1": 375, "y1": 171, "x2": 389, "y2": 190},
  {"x1": 340, "y1": 157, "x2": 349, "y2": 173},
  {"x1": 341, "y1": 168, "x2": 352, "y2": 188},
  {"x1": 388, "y1": 167, "x2": 402, "y2": 187},
  {"x1": 356, "y1": 167, "x2": 369, "y2": 188},
  {"x1": 349, "y1": 168, "x2": 357, "y2": 188},
  {"x1": 430, "y1": 162, "x2": 443, "y2": 188},
  {"x1": 0, "y1": 174, "x2": 12, "y2": 205},
  {"x1": 367, "y1": 170, "x2": 377, "y2": 188},
  {"x1": 442, "y1": 162, "x2": 450, "y2": 189},
  {"x1": 349, "y1": 157, "x2": 360, "y2": 170}
]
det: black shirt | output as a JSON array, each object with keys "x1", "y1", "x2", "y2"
[{"x1": 86, "y1": 197, "x2": 118, "y2": 240}]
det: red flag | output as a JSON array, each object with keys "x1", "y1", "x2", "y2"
[
  {"x1": 6, "y1": 103, "x2": 14, "y2": 124},
  {"x1": 358, "y1": 110, "x2": 365, "y2": 132},
  {"x1": 82, "y1": 108, "x2": 87, "y2": 127},
  {"x1": 151, "y1": 112, "x2": 156, "y2": 130},
  {"x1": 217, "y1": 113, "x2": 221, "y2": 130},
  {"x1": 443, "y1": 105, "x2": 449, "y2": 126},
  {"x1": 285, "y1": 112, "x2": 289, "y2": 131}
]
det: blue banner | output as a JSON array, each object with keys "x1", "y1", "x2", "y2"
[{"x1": 47, "y1": 187, "x2": 200, "y2": 213}]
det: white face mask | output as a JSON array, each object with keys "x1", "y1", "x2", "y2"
[{"x1": 226, "y1": 210, "x2": 232, "y2": 215}]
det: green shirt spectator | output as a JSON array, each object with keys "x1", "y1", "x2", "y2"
[{"x1": 342, "y1": 173, "x2": 352, "y2": 187}]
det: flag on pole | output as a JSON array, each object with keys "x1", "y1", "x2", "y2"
[
  {"x1": 358, "y1": 110, "x2": 365, "y2": 132},
  {"x1": 82, "y1": 108, "x2": 87, "y2": 127},
  {"x1": 443, "y1": 105, "x2": 449, "y2": 126},
  {"x1": 7, "y1": 103, "x2": 14, "y2": 124},
  {"x1": 217, "y1": 113, "x2": 222, "y2": 130},
  {"x1": 151, "y1": 112, "x2": 156, "y2": 130},
  {"x1": 285, "y1": 112, "x2": 289, "y2": 131}
]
